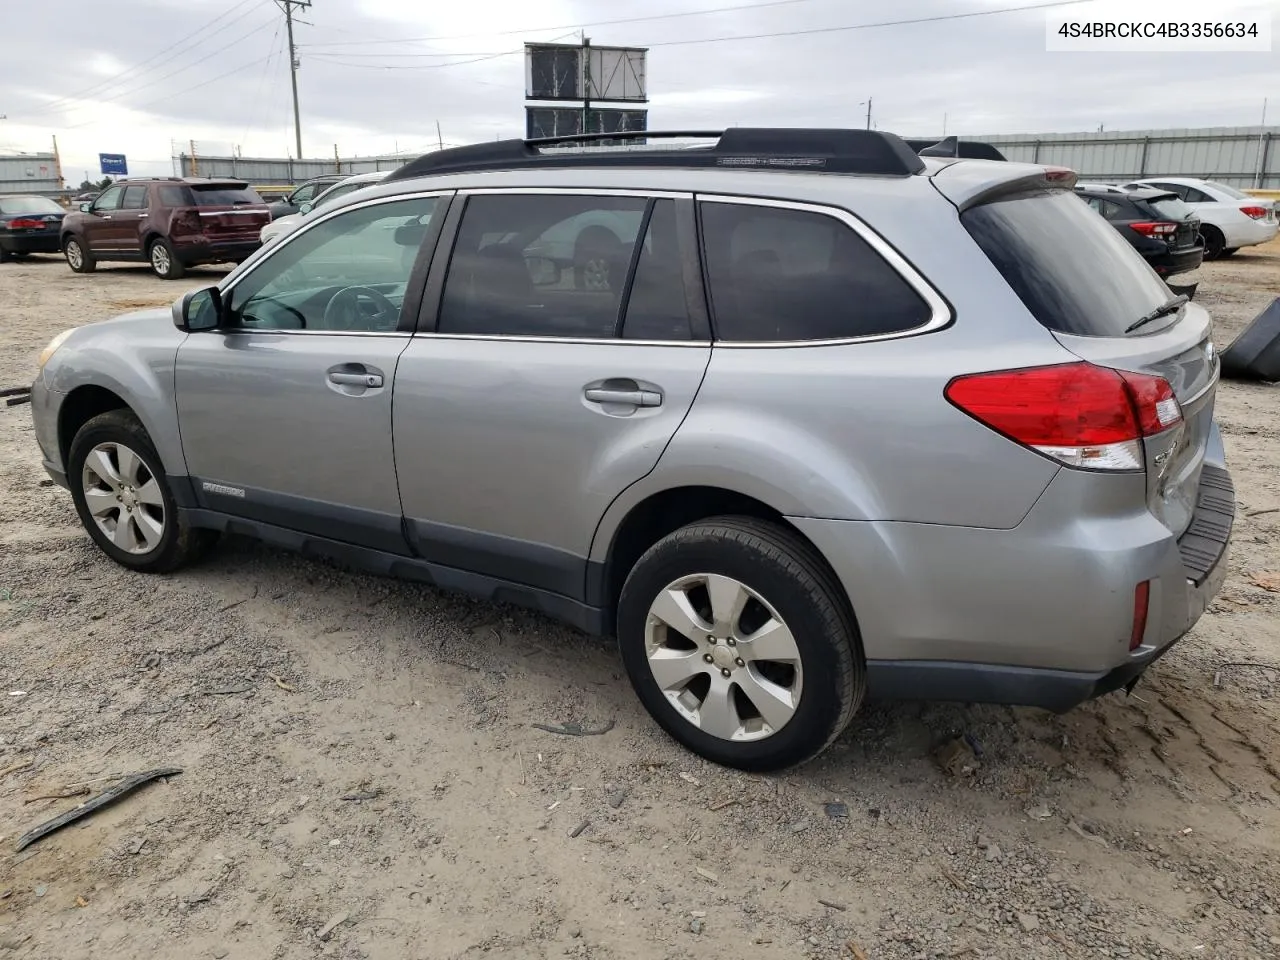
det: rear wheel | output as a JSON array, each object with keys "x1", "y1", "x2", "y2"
[
  {"x1": 149, "y1": 238, "x2": 186, "y2": 279},
  {"x1": 1201, "y1": 225, "x2": 1226, "y2": 261},
  {"x1": 64, "y1": 237, "x2": 95, "y2": 273},
  {"x1": 617, "y1": 516, "x2": 863, "y2": 771},
  {"x1": 67, "y1": 410, "x2": 216, "y2": 573}
]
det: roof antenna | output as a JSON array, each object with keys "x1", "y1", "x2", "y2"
[{"x1": 919, "y1": 135, "x2": 960, "y2": 158}]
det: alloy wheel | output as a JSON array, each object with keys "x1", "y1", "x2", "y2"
[
  {"x1": 80, "y1": 441, "x2": 166, "y2": 555},
  {"x1": 151, "y1": 243, "x2": 171, "y2": 276},
  {"x1": 644, "y1": 573, "x2": 803, "y2": 742}
]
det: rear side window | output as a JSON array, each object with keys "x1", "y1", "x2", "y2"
[
  {"x1": 699, "y1": 202, "x2": 930, "y2": 342},
  {"x1": 120, "y1": 185, "x2": 148, "y2": 210},
  {"x1": 1205, "y1": 180, "x2": 1250, "y2": 200},
  {"x1": 962, "y1": 190, "x2": 1173, "y2": 338},
  {"x1": 158, "y1": 185, "x2": 189, "y2": 207},
  {"x1": 190, "y1": 185, "x2": 262, "y2": 207}
]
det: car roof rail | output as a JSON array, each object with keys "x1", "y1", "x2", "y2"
[
  {"x1": 906, "y1": 136, "x2": 1008, "y2": 162},
  {"x1": 383, "y1": 127, "x2": 927, "y2": 182}
]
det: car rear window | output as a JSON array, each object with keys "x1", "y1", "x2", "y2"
[
  {"x1": 1205, "y1": 180, "x2": 1250, "y2": 200},
  {"x1": 189, "y1": 185, "x2": 263, "y2": 207},
  {"x1": 0, "y1": 196, "x2": 63, "y2": 215},
  {"x1": 1147, "y1": 195, "x2": 1195, "y2": 221},
  {"x1": 962, "y1": 190, "x2": 1173, "y2": 338}
]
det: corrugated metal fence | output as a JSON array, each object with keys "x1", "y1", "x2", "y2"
[
  {"x1": 0, "y1": 153, "x2": 61, "y2": 196},
  {"x1": 970, "y1": 126, "x2": 1279, "y2": 189},
  {"x1": 175, "y1": 153, "x2": 409, "y2": 187}
]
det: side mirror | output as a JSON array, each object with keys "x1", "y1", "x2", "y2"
[
  {"x1": 298, "y1": 201, "x2": 314, "y2": 215},
  {"x1": 173, "y1": 286, "x2": 223, "y2": 332},
  {"x1": 79, "y1": 202, "x2": 91, "y2": 212}
]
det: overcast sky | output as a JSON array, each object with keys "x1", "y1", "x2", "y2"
[{"x1": 1, "y1": 0, "x2": 1275, "y2": 182}]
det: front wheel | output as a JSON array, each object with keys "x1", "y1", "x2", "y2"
[
  {"x1": 149, "y1": 238, "x2": 186, "y2": 279},
  {"x1": 67, "y1": 410, "x2": 216, "y2": 573},
  {"x1": 64, "y1": 237, "x2": 95, "y2": 273},
  {"x1": 617, "y1": 516, "x2": 864, "y2": 771}
]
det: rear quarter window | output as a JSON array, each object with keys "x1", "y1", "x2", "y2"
[
  {"x1": 699, "y1": 201, "x2": 932, "y2": 342},
  {"x1": 158, "y1": 185, "x2": 189, "y2": 207},
  {"x1": 962, "y1": 190, "x2": 1173, "y2": 338}
]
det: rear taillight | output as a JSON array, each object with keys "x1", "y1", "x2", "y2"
[
  {"x1": 944, "y1": 362, "x2": 1183, "y2": 471},
  {"x1": 8, "y1": 218, "x2": 44, "y2": 230},
  {"x1": 1128, "y1": 221, "x2": 1177, "y2": 237},
  {"x1": 1240, "y1": 205, "x2": 1268, "y2": 220},
  {"x1": 1130, "y1": 581, "x2": 1150, "y2": 650}
]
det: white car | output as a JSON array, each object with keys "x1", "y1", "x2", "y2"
[
  {"x1": 260, "y1": 170, "x2": 389, "y2": 245},
  {"x1": 1124, "y1": 176, "x2": 1277, "y2": 260}
]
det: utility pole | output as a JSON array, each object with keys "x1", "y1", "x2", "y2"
[
  {"x1": 277, "y1": 0, "x2": 312, "y2": 160},
  {"x1": 580, "y1": 35, "x2": 592, "y2": 137},
  {"x1": 865, "y1": 98, "x2": 872, "y2": 130}
]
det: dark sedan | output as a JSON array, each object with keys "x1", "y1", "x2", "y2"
[
  {"x1": 0, "y1": 195, "x2": 66, "y2": 262},
  {"x1": 1075, "y1": 184, "x2": 1204, "y2": 278}
]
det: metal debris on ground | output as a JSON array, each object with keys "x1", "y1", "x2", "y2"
[
  {"x1": 23, "y1": 786, "x2": 90, "y2": 805},
  {"x1": 823, "y1": 802, "x2": 849, "y2": 819},
  {"x1": 935, "y1": 736, "x2": 980, "y2": 777},
  {"x1": 0, "y1": 759, "x2": 34, "y2": 779},
  {"x1": 207, "y1": 683, "x2": 254, "y2": 696},
  {"x1": 708, "y1": 797, "x2": 739, "y2": 811},
  {"x1": 268, "y1": 674, "x2": 297, "y2": 692},
  {"x1": 695, "y1": 866, "x2": 718, "y2": 883},
  {"x1": 818, "y1": 898, "x2": 848, "y2": 911},
  {"x1": 678, "y1": 772, "x2": 701, "y2": 787},
  {"x1": 847, "y1": 941, "x2": 869, "y2": 960},
  {"x1": 316, "y1": 912, "x2": 350, "y2": 942},
  {"x1": 339, "y1": 788, "x2": 383, "y2": 802},
  {"x1": 568, "y1": 819, "x2": 591, "y2": 838},
  {"x1": 14, "y1": 767, "x2": 182, "y2": 852},
  {"x1": 531, "y1": 719, "x2": 615, "y2": 737}
]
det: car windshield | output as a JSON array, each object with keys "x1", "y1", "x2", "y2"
[
  {"x1": 963, "y1": 189, "x2": 1174, "y2": 338},
  {"x1": 313, "y1": 180, "x2": 375, "y2": 209},
  {"x1": 0, "y1": 196, "x2": 63, "y2": 215},
  {"x1": 190, "y1": 185, "x2": 262, "y2": 207},
  {"x1": 1146, "y1": 195, "x2": 1195, "y2": 221},
  {"x1": 1204, "y1": 180, "x2": 1250, "y2": 200}
]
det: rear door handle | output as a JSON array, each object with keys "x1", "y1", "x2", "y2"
[
  {"x1": 584, "y1": 387, "x2": 662, "y2": 407},
  {"x1": 328, "y1": 371, "x2": 384, "y2": 388}
]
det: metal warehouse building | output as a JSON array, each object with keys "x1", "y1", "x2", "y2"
[
  {"x1": 969, "y1": 126, "x2": 1279, "y2": 190},
  {"x1": 0, "y1": 152, "x2": 62, "y2": 196}
]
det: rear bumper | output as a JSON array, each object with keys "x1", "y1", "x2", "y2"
[
  {"x1": 790, "y1": 460, "x2": 1234, "y2": 713},
  {"x1": 1, "y1": 234, "x2": 62, "y2": 254},
  {"x1": 175, "y1": 239, "x2": 261, "y2": 265},
  {"x1": 1225, "y1": 217, "x2": 1279, "y2": 249},
  {"x1": 1148, "y1": 245, "x2": 1204, "y2": 277}
]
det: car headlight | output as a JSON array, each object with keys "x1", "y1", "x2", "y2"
[{"x1": 38, "y1": 328, "x2": 75, "y2": 370}]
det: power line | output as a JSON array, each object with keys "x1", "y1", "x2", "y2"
[
  {"x1": 26, "y1": 15, "x2": 280, "y2": 119},
  {"x1": 300, "y1": 0, "x2": 835, "y2": 48},
  {"x1": 242, "y1": 23, "x2": 286, "y2": 146},
  {"x1": 303, "y1": 0, "x2": 1097, "y2": 69},
  {"x1": 30, "y1": 0, "x2": 263, "y2": 115}
]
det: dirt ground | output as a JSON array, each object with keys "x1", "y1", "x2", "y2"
[{"x1": 1, "y1": 246, "x2": 1278, "y2": 960}]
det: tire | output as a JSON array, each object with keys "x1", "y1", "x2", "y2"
[
  {"x1": 149, "y1": 238, "x2": 186, "y2": 280},
  {"x1": 1220, "y1": 248, "x2": 1239, "y2": 258},
  {"x1": 67, "y1": 410, "x2": 216, "y2": 573},
  {"x1": 1201, "y1": 226, "x2": 1226, "y2": 261},
  {"x1": 0, "y1": 247, "x2": 10, "y2": 264},
  {"x1": 617, "y1": 516, "x2": 864, "y2": 771},
  {"x1": 64, "y1": 237, "x2": 96, "y2": 273},
  {"x1": 574, "y1": 227, "x2": 622, "y2": 291}
]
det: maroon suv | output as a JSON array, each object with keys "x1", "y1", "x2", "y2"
[{"x1": 60, "y1": 177, "x2": 269, "y2": 279}]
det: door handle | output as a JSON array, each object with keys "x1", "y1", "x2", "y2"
[
  {"x1": 328, "y1": 371, "x2": 383, "y2": 388},
  {"x1": 136, "y1": 213, "x2": 148, "y2": 219},
  {"x1": 584, "y1": 387, "x2": 662, "y2": 407},
  {"x1": 100, "y1": 215, "x2": 112, "y2": 220}
]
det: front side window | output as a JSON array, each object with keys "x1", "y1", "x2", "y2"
[
  {"x1": 700, "y1": 201, "x2": 931, "y2": 342},
  {"x1": 438, "y1": 194, "x2": 650, "y2": 338},
  {"x1": 93, "y1": 186, "x2": 124, "y2": 212},
  {"x1": 226, "y1": 196, "x2": 438, "y2": 333}
]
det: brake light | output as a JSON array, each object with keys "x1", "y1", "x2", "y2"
[
  {"x1": 944, "y1": 362, "x2": 1183, "y2": 471},
  {"x1": 8, "y1": 218, "x2": 45, "y2": 230},
  {"x1": 1240, "y1": 205, "x2": 1268, "y2": 220},
  {"x1": 1043, "y1": 166, "x2": 1076, "y2": 183},
  {"x1": 1129, "y1": 221, "x2": 1177, "y2": 236},
  {"x1": 1130, "y1": 581, "x2": 1150, "y2": 650}
]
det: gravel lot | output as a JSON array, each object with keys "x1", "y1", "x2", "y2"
[{"x1": 2, "y1": 248, "x2": 1279, "y2": 960}]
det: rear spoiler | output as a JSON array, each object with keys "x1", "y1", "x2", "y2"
[{"x1": 906, "y1": 137, "x2": 1008, "y2": 162}]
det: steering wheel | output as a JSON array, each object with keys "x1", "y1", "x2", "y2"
[{"x1": 322, "y1": 285, "x2": 399, "y2": 331}]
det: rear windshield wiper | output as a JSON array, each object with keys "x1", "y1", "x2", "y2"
[{"x1": 1125, "y1": 294, "x2": 1188, "y2": 334}]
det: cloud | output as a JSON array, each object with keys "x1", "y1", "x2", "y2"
[{"x1": 0, "y1": 0, "x2": 1273, "y2": 180}]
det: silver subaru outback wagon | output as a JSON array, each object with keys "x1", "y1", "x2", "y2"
[{"x1": 30, "y1": 129, "x2": 1233, "y2": 771}]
